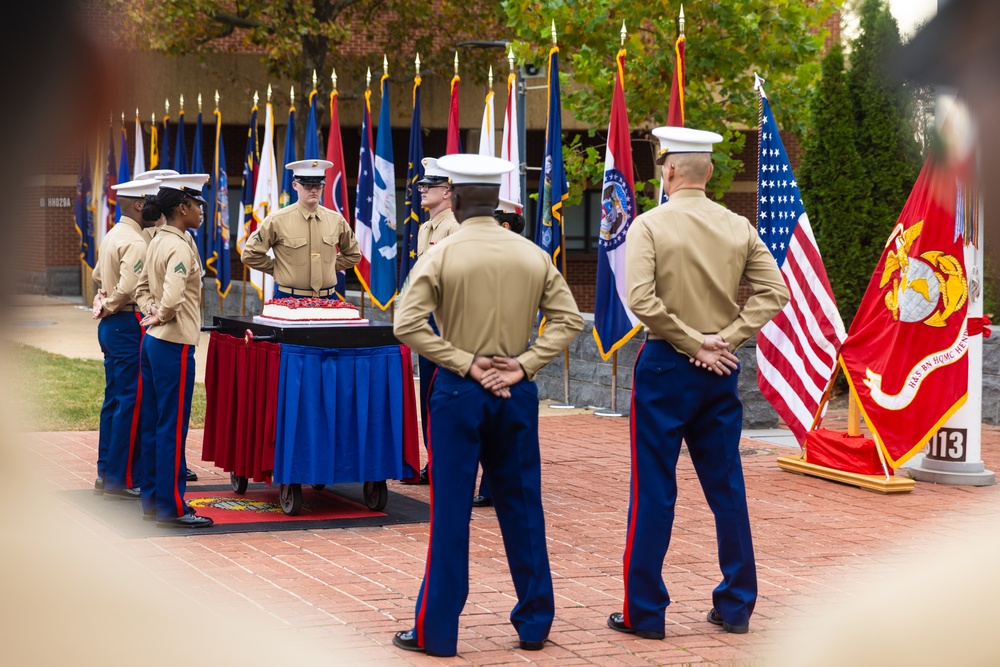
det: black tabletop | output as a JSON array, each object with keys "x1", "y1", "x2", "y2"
[{"x1": 210, "y1": 316, "x2": 400, "y2": 348}]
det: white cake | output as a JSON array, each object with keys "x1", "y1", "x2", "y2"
[{"x1": 261, "y1": 297, "x2": 361, "y2": 322}]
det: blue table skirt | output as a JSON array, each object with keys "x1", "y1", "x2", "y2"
[{"x1": 274, "y1": 343, "x2": 418, "y2": 485}]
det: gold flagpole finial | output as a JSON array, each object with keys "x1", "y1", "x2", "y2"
[
  {"x1": 121, "y1": 111, "x2": 125, "y2": 125},
  {"x1": 152, "y1": 112, "x2": 156, "y2": 125},
  {"x1": 415, "y1": 53, "x2": 421, "y2": 78},
  {"x1": 267, "y1": 84, "x2": 272, "y2": 102},
  {"x1": 621, "y1": 20, "x2": 627, "y2": 46},
  {"x1": 679, "y1": 4, "x2": 685, "y2": 36},
  {"x1": 383, "y1": 54, "x2": 388, "y2": 77},
  {"x1": 551, "y1": 19, "x2": 557, "y2": 46},
  {"x1": 253, "y1": 90, "x2": 259, "y2": 107},
  {"x1": 135, "y1": 107, "x2": 140, "y2": 120},
  {"x1": 165, "y1": 98, "x2": 170, "y2": 116},
  {"x1": 366, "y1": 66, "x2": 372, "y2": 89},
  {"x1": 214, "y1": 90, "x2": 220, "y2": 110},
  {"x1": 488, "y1": 65, "x2": 493, "y2": 90},
  {"x1": 508, "y1": 44, "x2": 515, "y2": 72},
  {"x1": 179, "y1": 94, "x2": 184, "y2": 112},
  {"x1": 198, "y1": 93, "x2": 203, "y2": 113},
  {"x1": 312, "y1": 69, "x2": 317, "y2": 91},
  {"x1": 331, "y1": 68, "x2": 337, "y2": 91},
  {"x1": 290, "y1": 85, "x2": 295, "y2": 107},
  {"x1": 454, "y1": 51, "x2": 459, "y2": 77}
]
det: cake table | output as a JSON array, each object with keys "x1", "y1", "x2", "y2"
[{"x1": 201, "y1": 315, "x2": 421, "y2": 515}]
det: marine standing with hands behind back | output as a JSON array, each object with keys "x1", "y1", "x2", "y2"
[
  {"x1": 607, "y1": 127, "x2": 788, "y2": 639},
  {"x1": 134, "y1": 174, "x2": 214, "y2": 528},
  {"x1": 392, "y1": 154, "x2": 584, "y2": 657},
  {"x1": 91, "y1": 177, "x2": 163, "y2": 499},
  {"x1": 241, "y1": 159, "x2": 360, "y2": 300}
]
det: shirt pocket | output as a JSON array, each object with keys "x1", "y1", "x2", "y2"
[
  {"x1": 321, "y1": 234, "x2": 336, "y2": 263},
  {"x1": 279, "y1": 236, "x2": 308, "y2": 265}
]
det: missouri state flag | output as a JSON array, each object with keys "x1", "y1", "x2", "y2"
[
  {"x1": 839, "y1": 156, "x2": 969, "y2": 468},
  {"x1": 593, "y1": 48, "x2": 641, "y2": 359}
]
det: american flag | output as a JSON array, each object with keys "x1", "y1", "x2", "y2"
[{"x1": 754, "y1": 77, "x2": 846, "y2": 445}]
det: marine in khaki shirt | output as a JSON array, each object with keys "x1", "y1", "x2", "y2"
[
  {"x1": 625, "y1": 187, "x2": 788, "y2": 358},
  {"x1": 395, "y1": 214, "x2": 583, "y2": 380},
  {"x1": 93, "y1": 215, "x2": 150, "y2": 315},
  {"x1": 415, "y1": 157, "x2": 460, "y2": 257},
  {"x1": 136, "y1": 225, "x2": 203, "y2": 346},
  {"x1": 241, "y1": 160, "x2": 361, "y2": 296}
]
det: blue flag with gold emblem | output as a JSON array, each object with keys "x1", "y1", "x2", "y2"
[
  {"x1": 190, "y1": 110, "x2": 211, "y2": 266},
  {"x1": 210, "y1": 108, "x2": 230, "y2": 297},
  {"x1": 400, "y1": 73, "x2": 424, "y2": 289},
  {"x1": 75, "y1": 151, "x2": 95, "y2": 269},
  {"x1": 174, "y1": 108, "x2": 188, "y2": 173},
  {"x1": 280, "y1": 103, "x2": 297, "y2": 207},
  {"x1": 160, "y1": 113, "x2": 172, "y2": 171},
  {"x1": 304, "y1": 89, "x2": 320, "y2": 159},
  {"x1": 534, "y1": 46, "x2": 568, "y2": 274},
  {"x1": 238, "y1": 103, "x2": 258, "y2": 257}
]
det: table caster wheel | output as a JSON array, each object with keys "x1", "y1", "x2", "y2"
[
  {"x1": 230, "y1": 472, "x2": 248, "y2": 494},
  {"x1": 311, "y1": 484, "x2": 326, "y2": 491},
  {"x1": 279, "y1": 483, "x2": 303, "y2": 515},
  {"x1": 363, "y1": 480, "x2": 388, "y2": 511}
]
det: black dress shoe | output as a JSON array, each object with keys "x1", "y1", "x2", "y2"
[
  {"x1": 391, "y1": 629, "x2": 454, "y2": 657},
  {"x1": 707, "y1": 607, "x2": 749, "y2": 634},
  {"x1": 607, "y1": 612, "x2": 665, "y2": 640},
  {"x1": 185, "y1": 468, "x2": 198, "y2": 482},
  {"x1": 156, "y1": 513, "x2": 214, "y2": 528},
  {"x1": 518, "y1": 639, "x2": 546, "y2": 651},
  {"x1": 94, "y1": 476, "x2": 105, "y2": 494},
  {"x1": 103, "y1": 487, "x2": 141, "y2": 500},
  {"x1": 417, "y1": 466, "x2": 429, "y2": 485},
  {"x1": 472, "y1": 495, "x2": 493, "y2": 507}
]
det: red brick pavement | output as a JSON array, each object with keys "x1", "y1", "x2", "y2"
[{"x1": 18, "y1": 416, "x2": 1000, "y2": 665}]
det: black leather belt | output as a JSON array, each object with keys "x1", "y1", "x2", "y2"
[
  {"x1": 118, "y1": 304, "x2": 140, "y2": 313},
  {"x1": 276, "y1": 285, "x2": 338, "y2": 297}
]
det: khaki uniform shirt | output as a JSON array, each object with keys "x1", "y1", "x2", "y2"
[
  {"x1": 625, "y1": 188, "x2": 789, "y2": 357},
  {"x1": 136, "y1": 226, "x2": 203, "y2": 346},
  {"x1": 241, "y1": 202, "x2": 361, "y2": 293},
  {"x1": 92, "y1": 216, "x2": 148, "y2": 314},
  {"x1": 416, "y1": 208, "x2": 460, "y2": 256},
  {"x1": 395, "y1": 215, "x2": 584, "y2": 380}
]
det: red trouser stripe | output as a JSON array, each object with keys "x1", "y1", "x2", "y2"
[
  {"x1": 173, "y1": 344, "x2": 190, "y2": 515},
  {"x1": 622, "y1": 342, "x2": 645, "y2": 626},
  {"x1": 125, "y1": 312, "x2": 145, "y2": 488},
  {"x1": 415, "y1": 367, "x2": 438, "y2": 648}
]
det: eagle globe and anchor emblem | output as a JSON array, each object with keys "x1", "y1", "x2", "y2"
[
  {"x1": 880, "y1": 220, "x2": 967, "y2": 326},
  {"x1": 600, "y1": 169, "x2": 635, "y2": 251}
]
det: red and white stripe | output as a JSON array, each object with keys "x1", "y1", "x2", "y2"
[{"x1": 756, "y1": 213, "x2": 845, "y2": 444}]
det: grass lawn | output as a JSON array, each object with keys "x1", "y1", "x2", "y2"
[{"x1": 9, "y1": 344, "x2": 206, "y2": 432}]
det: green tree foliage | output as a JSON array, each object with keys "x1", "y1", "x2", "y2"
[
  {"x1": 799, "y1": 44, "x2": 872, "y2": 326},
  {"x1": 847, "y1": 0, "x2": 922, "y2": 279},
  {"x1": 107, "y1": 0, "x2": 506, "y2": 116},
  {"x1": 502, "y1": 0, "x2": 837, "y2": 204}
]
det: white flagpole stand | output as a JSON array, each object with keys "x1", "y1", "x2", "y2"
[
  {"x1": 595, "y1": 350, "x2": 626, "y2": 417},
  {"x1": 905, "y1": 190, "x2": 994, "y2": 486}
]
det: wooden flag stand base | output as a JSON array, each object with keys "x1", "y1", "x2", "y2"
[{"x1": 776, "y1": 391, "x2": 914, "y2": 494}]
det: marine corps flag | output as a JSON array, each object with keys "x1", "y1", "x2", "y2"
[
  {"x1": 593, "y1": 47, "x2": 640, "y2": 359},
  {"x1": 447, "y1": 68, "x2": 461, "y2": 154},
  {"x1": 534, "y1": 45, "x2": 568, "y2": 274},
  {"x1": 839, "y1": 157, "x2": 969, "y2": 468}
]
